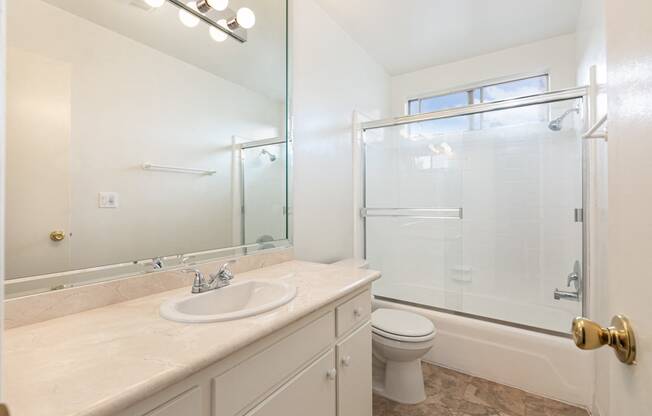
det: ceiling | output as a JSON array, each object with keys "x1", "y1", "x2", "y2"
[
  {"x1": 314, "y1": 0, "x2": 582, "y2": 76},
  {"x1": 42, "y1": 0, "x2": 287, "y2": 101}
]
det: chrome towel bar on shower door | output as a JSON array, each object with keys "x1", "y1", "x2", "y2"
[{"x1": 360, "y1": 208, "x2": 463, "y2": 220}]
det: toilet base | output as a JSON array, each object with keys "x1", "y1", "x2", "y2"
[{"x1": 372, "y1": 354, "x2": 426, "y2": 404}]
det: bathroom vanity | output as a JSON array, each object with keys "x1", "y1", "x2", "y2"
[{"x1": 4, "y1": 261, "x2": 380, "y2": 416}]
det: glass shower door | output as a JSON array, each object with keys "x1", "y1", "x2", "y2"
[
  {"x1": 365, "y1": 115, "x2": 467, "y2": 313},
  {"x1": 364, "y1": 98, "x2": 584, "y2": 334}
]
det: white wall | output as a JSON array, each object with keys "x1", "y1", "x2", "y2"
[
  {"x1": 391, "y1": 34, "x2": 578, "y2": 116},
  {"x1": 291, "y1": 0, "x2": 390, "y2": 263},
  {"x1": 6, "y1": 0, "x2": 283, "y2": 277}
]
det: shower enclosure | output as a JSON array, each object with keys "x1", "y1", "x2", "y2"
[{"x1": 361, "y1": 88, "x2": 588, "y2": 334}]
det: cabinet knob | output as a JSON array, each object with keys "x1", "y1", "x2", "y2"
[
  {"x1": 341, "y1": 355, "x2": 352, "y2": 367},
  {"x1": 326, "y1": 368, "x2": 337, "y2": 380},
  {"x1": 353, "y1": 307, "x2": 363, "y2": 318}
]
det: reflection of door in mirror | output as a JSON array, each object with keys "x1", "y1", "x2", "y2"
[
  {"x1": 6, "y1": 47, "x2": 72, "y2": 279},
  {"x1": 242, "y1": 142, "x2": 287, "y2": 245}
]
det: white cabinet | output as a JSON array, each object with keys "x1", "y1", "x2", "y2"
[
  {"x1": 336, "y1": 291, "x2": 371, "y2": 337},
  {"x1": 143, "y1": 387, "x2": 201, "y2": 416},
  {"x1": 245, "y1": 350, "x2": 336, "y2": 416},
  {"x1": 212, "y1": 312, "x2": 334, "y2": 416},
  {"x1": 337, "y1": 323, "x2": 372, "y2": 416},
  {"x1": 122, "y1": 288, "x2": 372, "y2": 416}
]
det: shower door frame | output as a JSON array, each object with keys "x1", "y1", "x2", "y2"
[
  {"x1": 238, "y1": 137, "x2": 288, "y2": 247},
  {"x1": 359, "y1": 85, "x2": 591, "y2": 337}
]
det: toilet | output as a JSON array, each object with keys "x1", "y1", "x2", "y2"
[
  {"x1": 371, "y1": 308, "x2": 436, "y2": 404},
  {"x1": 331, "y1": 259, "x2": 436, "y2": 404}
]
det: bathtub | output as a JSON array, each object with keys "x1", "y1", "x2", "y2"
[
  {"x1": 373, "y1": 297, "x2": 595, "y2": 409},
  {"x1": 373, "y1": 282, "x2": 580, "y2": 333}
]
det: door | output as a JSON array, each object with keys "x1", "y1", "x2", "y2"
[
  {"x1": 337, "y1": 323, "x2": 372, "y2": 416},
  {"x1": 5, "y1": 47, "x2": 71, "y2": 279},
  {"x1": 599, "y1": 1, "x2": 652, "y2": 414}
]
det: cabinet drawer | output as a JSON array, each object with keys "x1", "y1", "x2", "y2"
[
  {"x1": 336, "y1": 290, "x2": 371, "y2": 337},
  {"x1": 212, "y1": 312, "x2": 335, "y2": 416},
  {"x1": 245, "y1": 350, "x2": 336, "y2": 416},
  {"x1": 143, "y1": 387, "x2": 201, "y2": 416}
]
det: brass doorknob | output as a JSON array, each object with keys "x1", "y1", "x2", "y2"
[
  {"x1": 50, "y1": 230, "x2": 66, "y2": 242},
  {"x1": 572, "y1": 315, "x2": 636, "y2": 364}
]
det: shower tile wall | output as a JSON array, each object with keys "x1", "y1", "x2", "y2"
[{"x1": 367, "y1": 102, "x2": 583, "y2": 332}]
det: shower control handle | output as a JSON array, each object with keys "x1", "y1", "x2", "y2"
[{"x1": 572, "y1": 315, "x2": 636, "y2": 364}]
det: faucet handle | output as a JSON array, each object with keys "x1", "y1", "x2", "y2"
[
  {"x1": 182, "y1": 268, "x2": 206, "y2": 293},
  {"x1": 567, "y1": 272, "x2": 580, "y2": 290},
  {"x1": 218, "y1": 262, "x2": 234, "y2": 281}
]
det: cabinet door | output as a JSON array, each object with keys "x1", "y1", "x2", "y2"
[
  {"x1": 337, "y1": 322, "x2": 372, "y2": 416},
  {"x1": 143, "y1": 387, "x2": 201, "y2": 416},
  {"x1": 246, "y1": 350, "x2": 336, "y2": 416}
]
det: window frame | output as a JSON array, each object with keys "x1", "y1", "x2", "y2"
[{"x1": 406, "y1": 72, "x2": 551, "y2": 131}]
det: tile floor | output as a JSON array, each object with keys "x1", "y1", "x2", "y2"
[{"x1": 373, "y1": 363, "x2": 589, "y2": 416}]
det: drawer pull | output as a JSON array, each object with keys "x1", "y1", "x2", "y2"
[
  {"x1": 326, "y1": 368, "x2": 337, "y2": 380},
  {"x1": 353, "y1": 307, "x2": 363, "y2": 318},
  {"x1": 341, "y1": 355, "x2": 352, "y2": 367}
]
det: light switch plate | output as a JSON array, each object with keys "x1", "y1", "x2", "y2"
[{"x1": 99, "y1": 192, "x2": 119, "y2": 208}]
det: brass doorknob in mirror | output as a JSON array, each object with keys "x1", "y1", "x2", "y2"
[
  {"x1": 572, "y1": 315, "x2": 636, "y2": 364},
  {"x1": 49, "y1": 230, "x2": 66, "y2": 242}
]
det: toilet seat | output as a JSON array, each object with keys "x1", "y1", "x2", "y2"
[
  {"x1": 372, "y1": 326, "x2": 436, "y2": 343},
  {"x1": 372, "y1": 309, "x2": 436, "y2": 343}
]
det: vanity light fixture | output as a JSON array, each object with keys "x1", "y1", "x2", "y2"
[
  {"x1": 209, "y1": 21, "x2": 228, "y2": 42},
  {"x1": 233, "y1": 7, "x2": 255, "y2": 29},
  {"x1": 196, "y1": 0, "x2": 229, "y2": 12},
  {"x1": 178, "y1": 1, "x2": 200, "y2": 27},
  {"x1": 166, "y1": 0, "x2": 254, "y2": 43},
  {"x1": 197, "y1": 0, "x2": 256, "y2": 31}
]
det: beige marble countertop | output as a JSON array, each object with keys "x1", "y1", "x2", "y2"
[{"x1": 4, "y1": 261, "x2": 380, "y2": 416}]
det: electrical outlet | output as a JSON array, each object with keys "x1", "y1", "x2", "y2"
[{"x1": 99, "y1": 192, "x2": 119, "y2": 208}]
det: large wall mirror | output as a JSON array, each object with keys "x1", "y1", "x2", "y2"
[{"x1": 5, "y1": 0, "x2": 289, "y2": 297}]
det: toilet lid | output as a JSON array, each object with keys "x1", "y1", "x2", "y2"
[{"x1": 371, "y1": 309, "x2": 435, "y2": 338}]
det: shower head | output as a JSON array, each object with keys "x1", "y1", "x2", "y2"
[
  {"x1": 261, "y1": 149, "x2": 277, "y2": 162},
  {"x1": 548, "y1": 108, "x2": 580, "y2": 131}
]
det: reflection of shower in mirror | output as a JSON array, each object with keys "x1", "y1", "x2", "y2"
[{"x1": 260, "y1": 149, "x2": 277, "y2": 162}]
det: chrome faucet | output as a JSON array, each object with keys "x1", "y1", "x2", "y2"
[
  {"x1": 554, "y1": 271, "x2": 581, "y2": 301},
  {"x1": 152, "y1": 257, "x2": 164, "y2": 270},
  {"x1": 183, "y1": 262, "x2": 235, "y2": 294}
]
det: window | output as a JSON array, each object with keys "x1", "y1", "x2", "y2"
[{"x1": 407, "y1": 74, "x2": 549, "y2": 131}]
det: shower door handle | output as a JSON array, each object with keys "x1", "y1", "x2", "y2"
[{"x1": 571, "y1": 315, "x2": 636, "y2": 365}]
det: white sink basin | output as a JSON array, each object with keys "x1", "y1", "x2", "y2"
[{"x1": 160, "y1": 279, "x2": 297, "y2": 323}]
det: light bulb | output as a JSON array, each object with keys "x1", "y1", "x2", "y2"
[
  {"x1": 209, "y1": 26, "x2": 227, "y2": 42},
  {"x1": 144, "y1": 0, "x2": 165, "y2": 7},
  {"x1": 179, "y1": 1, "x2": 200, "y2": 28},
  {"x1": 206, "y1": 0, "x2": 228, "y2": 11},
  {"x1": 236, "y1": 7, "x2": 256, "y2": 29}
]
